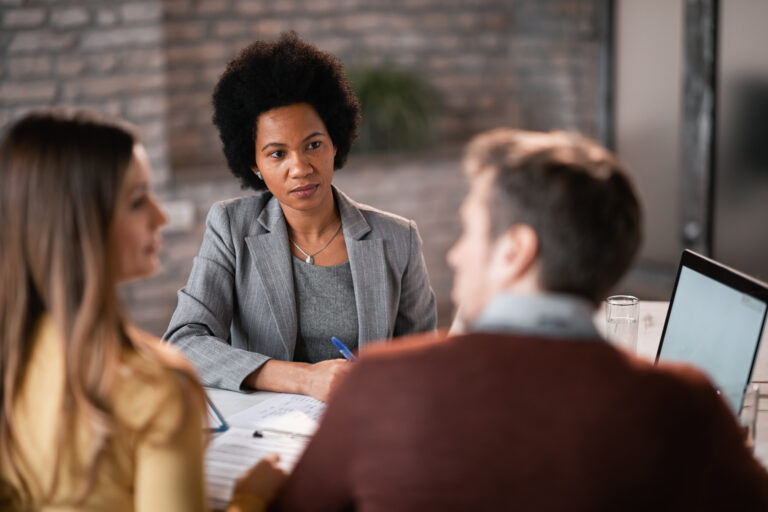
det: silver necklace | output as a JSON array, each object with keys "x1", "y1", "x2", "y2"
[{"x1": 290, "y1": 222, "x2": 343, "y2": 265}]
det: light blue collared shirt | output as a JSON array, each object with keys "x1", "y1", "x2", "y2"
[{"x1": 471, "y1": 292, "x2": 602, "y2": 340}]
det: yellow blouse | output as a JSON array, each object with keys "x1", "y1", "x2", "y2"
[{"x1": 2, "y1": 315, "x2": 263, "y2": 512}]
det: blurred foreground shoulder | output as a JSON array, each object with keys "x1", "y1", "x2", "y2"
[{"x1": 115, "y1": 326, "x2": 205, "y2": 442}]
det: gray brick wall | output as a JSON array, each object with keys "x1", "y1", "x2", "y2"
[
  {"x1": 0, "y1": 0, "x2": 171, "y2": 181},
  {"x1": 161, "y1": 0, "x2": 605, "y2": 172}
]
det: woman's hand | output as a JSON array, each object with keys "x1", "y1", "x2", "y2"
[
  {"x1": 232, "y1": 453, "x2": 287, "y2": 504},
  {"x1": 245, "y1": 359, "x2": 353, "y2": 402},
  {"x1": 303, "y1": 359, "x2": 353, "y2": 402}
]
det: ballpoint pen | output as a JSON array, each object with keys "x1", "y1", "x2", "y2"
[{"x1": 330, "y1": 336, "x2": 357, "y2": 361}]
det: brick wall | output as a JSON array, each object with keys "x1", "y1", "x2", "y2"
[
  {"x1": 509, "y1": 1, "x2": 606, "y2": 136},
  {"x1": 161, "y1": 0, "x2": 607, "y2": 172},
  {"x1": 0, "y1": 0, "x2": 171, "y2": 181}
]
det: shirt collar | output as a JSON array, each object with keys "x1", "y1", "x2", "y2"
[{"x1": 471, "y1": 291, "x2": 602, "y2": 340}]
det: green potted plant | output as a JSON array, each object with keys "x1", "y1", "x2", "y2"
[{"x1": 347, "y1": 65, "x2": 441, "y2": 152}]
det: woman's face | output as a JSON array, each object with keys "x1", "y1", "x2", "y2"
[
  {"x1": 253, "y1": 102, "x2": 337, "y2": 214},
  {"x1": 109, "y1": 144, "x2": 168, "y2": 283}
]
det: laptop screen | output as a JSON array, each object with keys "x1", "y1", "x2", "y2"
[{"x1": 656, "y1": 251, "x2": 768, "y2": 413}]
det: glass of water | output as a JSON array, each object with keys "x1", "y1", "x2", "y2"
[
  {"x1": 740, "y1": 383, "x2": 760, "y2": 452},
  {"x1": 605, "y1": 295, "x2": 639, "y2": 352}
]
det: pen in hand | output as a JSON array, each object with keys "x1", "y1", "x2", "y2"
[{"x1": 330, "y1": 336, "x2": 357, "y2": 361}]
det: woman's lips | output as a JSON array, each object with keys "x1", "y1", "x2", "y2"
[{"x1": 290, "y1": 184, "x2": 319, "y2": 198}]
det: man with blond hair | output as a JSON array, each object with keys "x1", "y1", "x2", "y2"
[{"x1": 272, "y1": 129, "x2": 768, "y2": 511}]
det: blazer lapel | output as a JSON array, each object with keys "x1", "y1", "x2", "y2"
[
  {"x1": 244, "y1": 196, "x2": 297, "y2": 359},
  {"x1": 336, "y1": 187, "x2": 392, "y2": 345}
]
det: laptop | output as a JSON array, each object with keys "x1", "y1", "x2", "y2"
[{"x1": 655, "y1": 250, "x2": 768, "y2": 413}]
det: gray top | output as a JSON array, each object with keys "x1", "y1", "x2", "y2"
[
  {"x1": 292, "y1": 257, "x2": 359, "y2": 363},
  {"x1": 472, "y1": 292, "x2": 602, "y2": 340}
]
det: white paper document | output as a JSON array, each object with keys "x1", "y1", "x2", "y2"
[
  {"x1": 226, "y1": 393, "x2": 325, "y2": 436},
  {"x1": 204, "y1": 394, "x2": 326, "y2": 509},
  {"x1": 205, "y1": 426, "x2": 310, "y2": 509}
]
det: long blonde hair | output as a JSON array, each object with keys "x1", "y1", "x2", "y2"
[{"x1": 0, "y1": 109, "x2": 199, "y2": 508}]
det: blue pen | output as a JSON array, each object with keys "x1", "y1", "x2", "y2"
[{"x1": 331, "y1": 336, "x2": 357, "y2": 361}]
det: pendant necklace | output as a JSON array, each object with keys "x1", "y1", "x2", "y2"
[{"x1": 290, "y1": 222, "x2": 342, "y2": 265}]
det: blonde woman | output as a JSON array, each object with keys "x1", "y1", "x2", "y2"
[{"x1": 0, "y1": 110, "x2": 284, "y2": 511}]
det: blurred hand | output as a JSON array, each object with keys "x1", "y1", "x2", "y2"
[
  {"x1": 233, "y1": 453, "x2": 287, "y2": 504},
  {"x1": 304, "y1": 359, "x2": 352, "y2": 402}
]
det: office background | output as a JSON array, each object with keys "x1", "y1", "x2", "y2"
[{"x1": 1, "y1": 0, "x2": 766, "y2": 334}]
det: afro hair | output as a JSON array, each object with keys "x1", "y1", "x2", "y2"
[{"x1": 212, "y1": 31, "x2": 361, "y2": 191}]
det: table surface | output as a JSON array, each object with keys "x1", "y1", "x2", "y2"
[
  {"x1": 208, "y1": 300, "x2": 768, "y2": 464},
  {"x1": 206, "y1": 388, "x2": 281, "y2": 419}
]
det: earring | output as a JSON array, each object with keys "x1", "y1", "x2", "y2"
[{"x1": 256, "y1": 170, "x2": 263, "y2": 180}]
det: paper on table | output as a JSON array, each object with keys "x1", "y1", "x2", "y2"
[
  {"x1": 205, "y1": 426, "x2": 310, "y2": 510},
  {"x1": 225, "y1": 393, "x2": 325, "y2": 436},
  {"x1": 204, "y1": 394, "x2": 326, "y2": 509}
]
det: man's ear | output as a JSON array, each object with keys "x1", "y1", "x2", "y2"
[{"x1": 492, "y1": 223, "x2": 539, "y2": 286}]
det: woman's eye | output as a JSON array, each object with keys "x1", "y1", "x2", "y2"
[
  {"x1": 268, "y1": 150, "x2": 285, "y2": 159},
  {"x1": 307, "y1": 141, "x2": 321, "y2": 150},
  {"x1": 131, "y1": 196, "x2": 146, "y2": 210}
]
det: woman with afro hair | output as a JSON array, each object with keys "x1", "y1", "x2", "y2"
[{"x1": 165, "y1": 32, "x2": 436, "y2": 401}]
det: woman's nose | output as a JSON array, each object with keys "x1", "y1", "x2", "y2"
[
  {"x1": 151, "y1": 196, "x2": 169, "y2": 228},
  {"x1": 287, "y1": 152, "x2": 312, "y2": 177}
]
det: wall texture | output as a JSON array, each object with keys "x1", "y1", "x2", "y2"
[
  {"x1": 161, "y1": 0, "x2": 606, "y2": 172},
  {"x1": 0, "y1": 0, "x2": 171, "y2": 181}
]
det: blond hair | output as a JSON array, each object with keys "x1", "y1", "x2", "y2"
[
  {"x1": 0, "y1": 109, "x2": 201, "y2": 508},
  {"x1": 464, "y1": 128, "x2": 642, "y2": 304}
]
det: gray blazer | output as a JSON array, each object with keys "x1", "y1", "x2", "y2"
[{"x1": 164, "y1": 186, "x2": 437, "y2": 390}]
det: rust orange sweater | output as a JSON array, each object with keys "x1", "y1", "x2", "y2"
[{"x1": 272, "y1": 332, "x2": 768, "y2": 511}]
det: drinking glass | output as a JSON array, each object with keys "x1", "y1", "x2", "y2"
[
  {"x1": 740, "y1": 383, "x2": 760, "y2": 452},
  {"x1": 605, "y1": 295, "x2": 639, "y2": 352}
]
